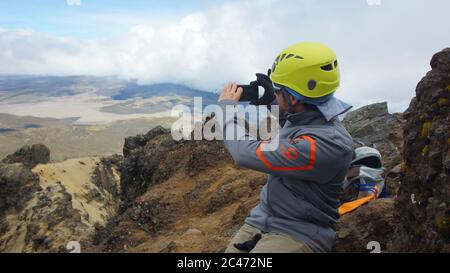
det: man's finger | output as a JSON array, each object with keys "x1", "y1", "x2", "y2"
[
  {"x1": 225, "y1": 82, "x2": 233, "y2": 93},
  {"x1": 231, "y1": 82, "x2": 238, "y2": 93},
  {"x1": 236, "y1": 87, "x2": 243, "y2": 100},
  {"x1": 221, "y1": 83, "x2": 229, "y2": 94}
]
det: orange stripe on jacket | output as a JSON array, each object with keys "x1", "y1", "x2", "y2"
[{"x1": 256, "y1": 135, "x2": 316, "y2": 171}]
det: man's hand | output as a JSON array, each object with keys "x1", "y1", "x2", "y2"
[
  {"x1": 218, "y1": 82, "x2": 243, "y2": 102},
  {"x1": 249, "y1": 72, "x2": 276, "y2": 105}
]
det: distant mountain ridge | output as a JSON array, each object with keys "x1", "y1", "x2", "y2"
[
  {"x1": 0, "y1": 75, "x2": 218, "y2": 103},
  {"x1": 112, "y1": 82, "x2": 218, "y2": 104},
  {"x1": 0, "y1": 75, "x2": 217, "y2": 160}
]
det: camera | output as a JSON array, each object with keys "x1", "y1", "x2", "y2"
[
  {"x1": 237, "y1": 72, "x2": 276, "y2": 105},
  {"x1": 237, "y1": 84, "x2": 260, "y2": 102}
]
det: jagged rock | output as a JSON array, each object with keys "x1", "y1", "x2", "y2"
[
  {"x1": 343, "y1": 102, "x2": 404, "y2": 170},
  {"x1": 385, "y1": 163, "x2": 403, "y2": 197},
  {"x1": 1, "y1": 144, "x2": 50, "y2": 167},
  {"x1": 0, "y1": 163, "x2": 41, "y2": 217},
  {"x1": 333, "y1": 198, "x2": 395, "y2": 253},
  {"x1": 91, "y1": 126, "x2": 265, "y2": 252},
  {"x1": 120, "y1": 126, "x2": 231, "y2": 204},
  {"x1": 391, "y1": 48, "x2": 450, "y2": 252},
  {"x1": 120, "y1": 126, "x2": 175, "y2": 203},
  {"x1": 91, "y1": 154, "x2": 122, "y2": 197},
  {"x1": 0, "y1": 180, "x2": 85, "y2": 252},
  {"x1": 0, "y1": 153, "x2": 121, "y2": 252}
]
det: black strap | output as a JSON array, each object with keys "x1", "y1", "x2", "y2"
[{"x1": 233, "y1": 233, "x2": 262, "y2": 251}]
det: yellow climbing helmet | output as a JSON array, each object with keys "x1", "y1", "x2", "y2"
[{"x1": 270, "y1": 42, "x2": 340, "y2": 98}]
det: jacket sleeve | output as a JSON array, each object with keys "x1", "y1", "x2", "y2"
[{"x1": 217, "y1": 100, "x2": 339, "y2": 183}]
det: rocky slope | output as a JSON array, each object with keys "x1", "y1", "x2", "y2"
[
  {"x1": 336, "y1": 48, "x2": 449, "y2": 253},
  {"x1": 1, "y1": 144, "x2": 50, "y2": 168},
  {"x1": 390, "y1": 48, "x2": 450, "y2": 252},
  {"x1": 333, "y1": 102, "x2": 404, "y2": 252},
  {"x1": 342, "y1": 102, "x2": 404, "y2": 170},
  {"x1": 0, "y1": 146, "x2": 121, "y2": 252},
  {"x1": 90, "y1": 126, "x2": 266, "y2": 252}
]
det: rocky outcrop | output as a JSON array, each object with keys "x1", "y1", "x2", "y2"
[
  {"x1": 390, "y1": 48, "x2": 450, "y2": 252},
  {"x1": 335, "y1": 103, "x2": 405, "y2": 251},
  {"x1": 340, "y1": 102, "x2": 405, "y2": 200},
  {"x1": 119, "y1": 126, "x2": 235, "y2": 204},
  {"x1": 1, "y1": 144, "x2": 50, "y2": 167},
  {"x1": 0, "y1": 163, "x2": 41, "y2": 217},
  {"x1": 334, "y1": 198, "x2": 395, "y2": 253},
  {"x1": 120, "y1": 126, "x2": 175, "y2": 203},
  {"x1": 0, "y1": 146, "x2": 120, "y2": 252},
  {"x1": 91, "y1": 126, "x2": 265, "y2": 253},
  {"x1": 335, "y1": 48, "x2": 450, "y2": 253},
  {"x1": 342, "y1": 102, "x2": 405, "y2": 170},
  {"x1": 92, "y1": 154, "x2": 122, "y2": 198}
]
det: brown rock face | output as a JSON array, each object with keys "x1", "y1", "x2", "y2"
[
  {"x1": 91, "y1": 126, "x2": 266, "y2": 253},
  {"x1": 0, "y1": 149, "x2": 120, "y2": 252},
  {"x1": 92, "y1": 154, "x2": 122, "y2": 198},
  {"x1": 391, "y1": 48, "x2": 450, "y2": 252},
  {"x1": 1, "y1": 144, "x2": 50, "y2": 167},
  {"x1": 342, "y1": 102, "x2": 405, "y2": 170},
  {"x1": 334, "y1": 198, "x2": 395, "y2": 253},
  {"x1": 0, "y1": 163, "x2": 41, "y2": 217}
]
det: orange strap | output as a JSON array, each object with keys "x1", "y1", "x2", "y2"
[{"x1": 338, "y1": 194, "x2": 375, "y2": 216}]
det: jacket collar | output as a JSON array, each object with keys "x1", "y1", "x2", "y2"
[{"x1": 284, "y1": 110, "x2": 329, "y2": 127}]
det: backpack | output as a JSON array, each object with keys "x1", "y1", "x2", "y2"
[{"x1": 339, "y1": 145, "x2": 387, "y2": 216}]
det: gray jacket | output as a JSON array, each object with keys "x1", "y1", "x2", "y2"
[{"x1": 218, "y1": 100, "x2": 353, "y2": 252}]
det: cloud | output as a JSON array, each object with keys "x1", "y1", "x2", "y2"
[
  {"x1": 66, "y1": 0, "x2": 81, "y2": 6},
  {"x1": 366, "y1": 0, "x2": 381, "y2": 6},
  {"x1": 0, "y1": 0, "x2": 449, "y2": 112}
]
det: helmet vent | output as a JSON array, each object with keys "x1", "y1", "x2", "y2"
[
  {"x1": 285, "y1": 54, "x2": 295, "y2": 59},
  {"x1": 308, "y1": 80, "x2": 317, "y2": 90},
  {"x1": 320, "y1": 63, "x2": 333, "y2": 71},
  {"x1": 274, "y1": 55, "x2": 281, "y2": 63},
  {"x1": 334, "y1": 60, "x2": 338, "y2": 68},
  {"x1": 352, "y1": 156, "x2": 382, "y2": 169},
  {"x1": 272, "y1": 53, "x2": 304, "y2": 73}
]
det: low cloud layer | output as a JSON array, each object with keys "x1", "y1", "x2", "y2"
[{"x1": 1, "y1": 0, "x2": 449, "y2": 112}]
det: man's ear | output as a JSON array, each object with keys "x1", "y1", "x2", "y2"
[{"x1": 289, "y1": 95, "x2": 299, "y2": 105}]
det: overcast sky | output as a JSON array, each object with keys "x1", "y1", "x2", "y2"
[{"x1": 0, "y1": 0, "x2": 449, "y2": 112}]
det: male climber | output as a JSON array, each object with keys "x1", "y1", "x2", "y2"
[{"x1": 218, "y1": 42, "x2": 354, "y2": 253}]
